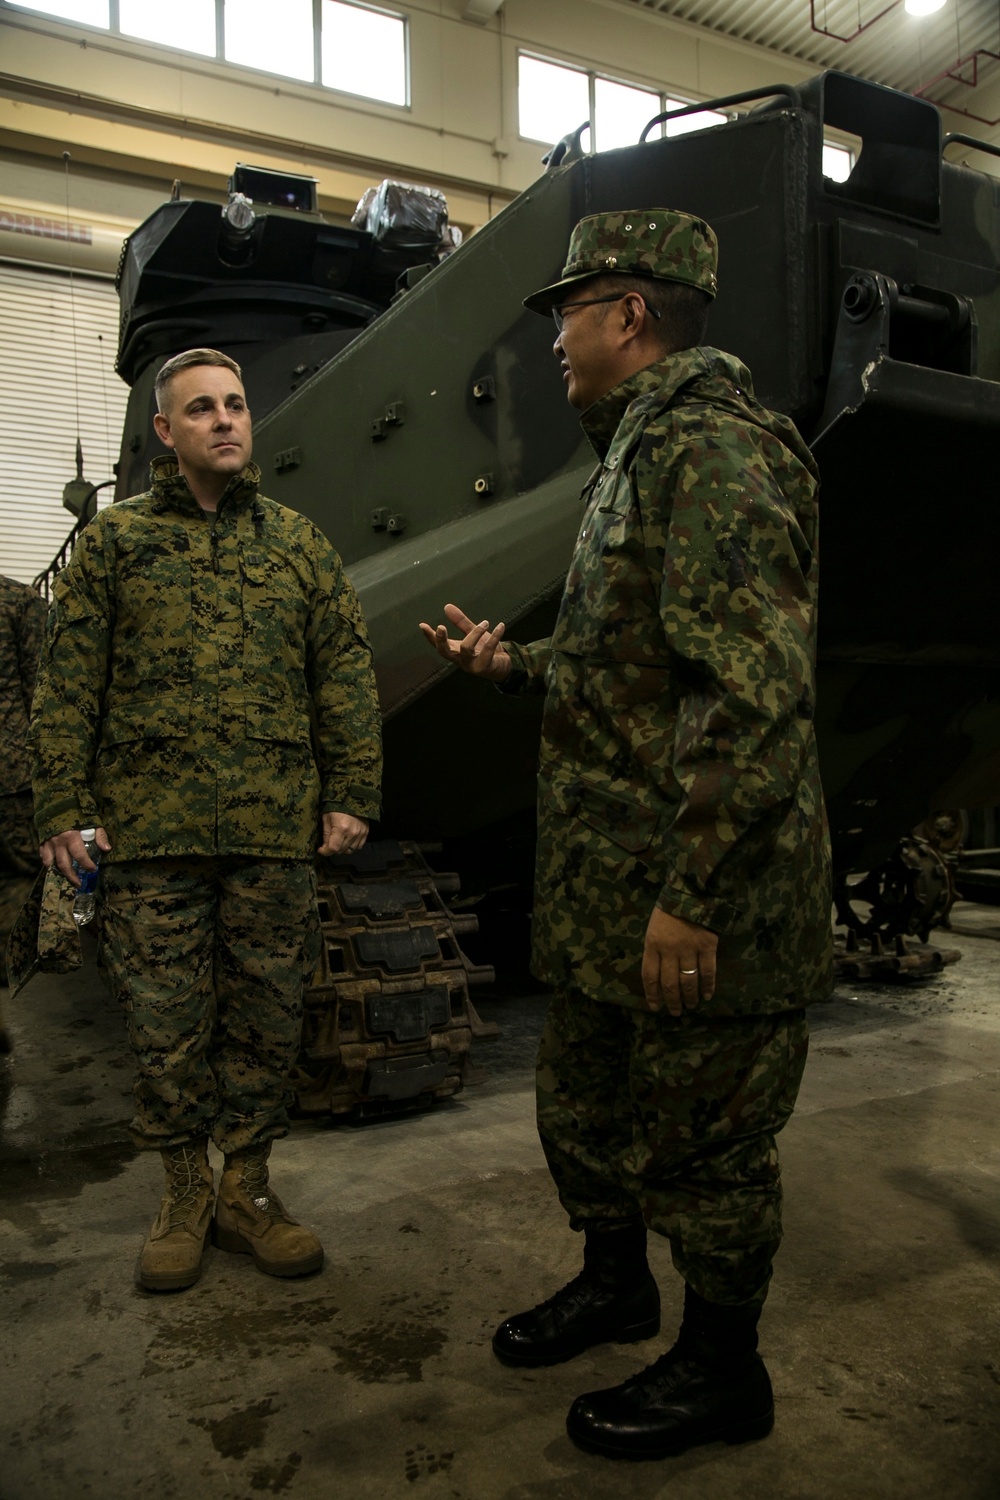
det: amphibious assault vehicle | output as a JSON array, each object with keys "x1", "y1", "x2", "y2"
[{"x1": 105, "y1": 70, "x2": 1000, "y2": 1112}]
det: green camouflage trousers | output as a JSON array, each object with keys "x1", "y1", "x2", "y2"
[
  {"x1": 536, "y1": 990, "x2": 809, "y2": 1306},
  {"x1": 99, "y1": 856, "x2": 322, "y2": 1154},
  {"x1": 0, "y1": 790, "x2": 41, "y2": 987}
]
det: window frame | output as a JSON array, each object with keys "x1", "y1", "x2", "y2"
[
  {"x1": 320, "y1": 0, "x2": 410, "y2": 110},
  {"x1": 516, "y1": 50, "x2": 729, "y2": 153}
]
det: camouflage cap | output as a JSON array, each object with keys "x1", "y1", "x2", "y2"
[
  {"x1": 5, "y1": 867, "x2": 82, "y2": 999},
  {"x1": 524, "y1": 208, "x2": 718, "y2": 315}
]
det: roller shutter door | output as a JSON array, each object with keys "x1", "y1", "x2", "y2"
[{"x1": 0, "y1": 261, "x2": 128, "y2": 585}]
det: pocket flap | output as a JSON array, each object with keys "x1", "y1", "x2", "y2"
[
  {"x1": 100, "y1": 696, "x2": 191, "y2": 746},
  {"x1": 545, "y1": 779, "x2": 660, "y2": 854},
  {"x1": 244, "y1": 698, "x2": 312, "y2": 745}
]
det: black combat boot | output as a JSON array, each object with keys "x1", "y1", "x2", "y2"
[
  {"x1": 492, "y1": 1218, "x2": 660, "y2": 1367},
  {"x1": 565, "y1": 1283, "x2": 773, "y2": 1459}
]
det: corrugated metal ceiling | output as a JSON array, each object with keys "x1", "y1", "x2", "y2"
[{"x1": 616, "y1": 0, "x2": 1000, "y2": 125}]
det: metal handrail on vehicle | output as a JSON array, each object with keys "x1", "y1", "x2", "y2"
[
  {"x1": 943, "y1": 132, "x2": 1000, "y2": 162},
  {"x1": 32, "y1": 479, "x2": 115, "y2": 600},
  {"x1": 639, "y1": 85, "x2": 801, "y2": 144}
]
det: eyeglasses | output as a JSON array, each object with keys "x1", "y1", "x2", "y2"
[{"x1": 551, "y1": 293, "x2": 661, "y2": 333}]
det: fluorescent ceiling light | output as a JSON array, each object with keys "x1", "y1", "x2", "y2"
[{"x1": 904, "y1": 0, "x2": 947, "y2": 16}]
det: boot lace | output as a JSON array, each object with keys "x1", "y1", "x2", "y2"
[
  {"x1": 237, "y1": 1152, "x2": 277, "y2": 1216},
  {"x1": 620, "y1": 1346, "x2": 693, "y2": 1405},
  {"x1": 164, "y1": 1144, "x2": 208, "y2": 1228},
  {"x1": 528, "y1": 1270, "x2": 603, "y2": 1327}
]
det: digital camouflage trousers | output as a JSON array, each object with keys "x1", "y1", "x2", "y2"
[
  {"x1": 0, "y1": 790, "x2": 41, "y2": 987},
  {"x1": 536, "y1": 989, "x2": 809, "y2": 1306},
  {"x1": 99, "y1": 856, "x2": 322, "y2": 1154}
]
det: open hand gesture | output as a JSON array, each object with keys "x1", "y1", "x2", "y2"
[{"x1": 418, "y1": 602, "x2": 512, "y2": 683}]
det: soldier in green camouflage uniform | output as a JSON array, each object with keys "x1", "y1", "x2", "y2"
[
  {"x1": 0, "y1": 575, "x2": 47, "y2": 1041},
  {"x1": 31, "y1": 348, "x2": 382, "y2": 1291},
  {"x1": 421, "y1": 211, "x2": 832, "y2": 1460}
]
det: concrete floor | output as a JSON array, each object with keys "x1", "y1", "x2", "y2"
[{"x1": 2, "y1": 906, "x2": 1000, "y2": 1500}]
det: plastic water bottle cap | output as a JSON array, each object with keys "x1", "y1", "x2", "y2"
[{"x1": 80, "y1": 826, "x2": 96, "y2": 841}]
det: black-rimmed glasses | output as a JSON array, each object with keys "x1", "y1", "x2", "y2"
[{"x1": 551, "y1": 293, "x2": 661, "y2": 333}]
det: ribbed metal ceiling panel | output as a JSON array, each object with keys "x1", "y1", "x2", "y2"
[{"x1": 618, "y1": 0, "x2": 1000, "y2": 121}]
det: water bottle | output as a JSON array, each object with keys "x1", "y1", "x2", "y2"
[{"x1": 72, "y1": 827, "x2": 101, "y2": 927}]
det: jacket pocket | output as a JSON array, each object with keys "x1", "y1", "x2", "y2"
[
  {"x1": 545, "y1": 779, "x2": 661, "y2": 855},
  {"x1": 244, "y1": 698, "x2": 313, "y2": 748},
  {"x1": 100, "y1": 695, "x2": 191, "y2": 747}
]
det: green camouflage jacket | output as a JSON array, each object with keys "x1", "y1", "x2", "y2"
[
  {"x1": 0, "y1": 575, "x2": 47, "y2": 798},
  {"x1": 505, "y1": 347, "x2": 833, "y2": 1015},
  {"x1": 30, "y1": 459, "x2": 381, "y2": 862}
]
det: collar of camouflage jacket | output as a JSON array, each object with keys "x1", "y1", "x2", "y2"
[
  {"x1": 146, "y1": 456, "x2": 263, "y2": 518},
  {"x1": 579, "y1": 345, "x2": 755, "y2": 461}
]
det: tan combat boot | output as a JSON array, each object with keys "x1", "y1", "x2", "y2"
[
  {"x1": 213, "y1": 1143, "x2": 324, "y2": 1277},
  {"x1": 139, "y1": 1138, "x2": 214, "y2": 1292}
]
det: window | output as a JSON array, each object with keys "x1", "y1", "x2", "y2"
[
  {"x1": 7, "y1": 0, "x2": 408, "y2": 105},
  {"x1": 594, "y1": 77, "x2": 660, "y2": 153},
  {"x1": 225, "y1": 0, "x2": 314, "y2": 81},
  {"x1": 518, "y1": 55, "x2": 590, "y2": 149},
  {"x1": 14, "y1": 0, "x2": 107, "y2": 19},
  {"x1": 823, "y1": 142, "x2": 854, "y2": 182},
  {"x1": 663, "y1": 98, "x2": 728, "y2": 137},
  {"x1": 322, "y1": 0, "x2": 407, "y2": 107},
  {"x1": 119, "y1": 0, "x2": 215, "y2": 56},
  {"x1": 518, "y1": 54, "x2": 728, "y2": 153}
]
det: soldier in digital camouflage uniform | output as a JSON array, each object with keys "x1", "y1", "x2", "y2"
[
  {"x1": 31, "y1": 348, "x2": 382, "y2": 1292},
  {"x1": 0, "y1": 574, "x2": 47, "y2": 1045},
  {"x1": 421, "y1": 210, "x2": 832, "y2": 1461}
]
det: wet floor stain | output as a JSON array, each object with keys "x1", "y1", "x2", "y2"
[
  {"x1": 53, "y1": 1087, "x2": 98, "y2": 1109},
  {"x1": 52, "y1": 1056, "x2": 95, "y2": 1074},
  {"x1": 0, "y1": 1140, "x2": 136, "y2": 1210},
  {"x1": 329, "y1": 1316, "x2": 447, "y2": 1384},
  {"x1": 0, "y1": 1259, "x2": 62, "y2": 1280},
  {"x1": 190, "y1": 1396, "x2": 278, "y2": 1459},
  {"x1": 144, "y1": 1289, "x2": 341, "y2": 1371},
  {"x1": 7, "y1": 1399, "x2": 77, "y2": 1452},
  {"x1": 249, "y1": 1451, "x2": 302, "y2": 1493},
  {"x1": 404, "y1": 1443, "x2": 455, "y2": 1482},
  {"x1": 67, "y1": 1352, "x2": 104, "y2": 1379}
]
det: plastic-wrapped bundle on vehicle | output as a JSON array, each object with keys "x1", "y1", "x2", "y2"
[
  {"x1": 352, "y1": 179, "x2": 447, "y2": 246},
  {"x1": 438, "y1": 223, "x2": 463, "y2": 259},
  {"x1": 352, "y1": 180, "x2": 452, "y2": 295}
]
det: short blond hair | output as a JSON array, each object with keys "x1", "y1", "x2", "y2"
[{"x1": 154, "y1": 348, "x2": 243, "y2": 413}]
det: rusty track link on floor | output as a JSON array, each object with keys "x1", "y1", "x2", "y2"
[
  {"x1": 833, "y1": 929, "x2": 961, "y2": 983},
  {"x1": 291, "y1": 839, "x2": 498, "y2": 1119}
]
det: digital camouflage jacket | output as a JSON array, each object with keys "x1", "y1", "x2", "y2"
[
  {"x1": 505, "y1": 347, "x2": 833, "y2": 1015},
  {"x1": 0, "y1": 575, "x2": 47, "y2": 797},
  {"x1": 30, "y1": 459, "x2": 382, "y2": 862}
]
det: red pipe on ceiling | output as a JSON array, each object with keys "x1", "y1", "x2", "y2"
[
  {"x1": 913, "y1": 48, "x2": 1000, "y2": 126},
  {"x1": 810, "y1": 0, "x2": 903, "y2": 45}
]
